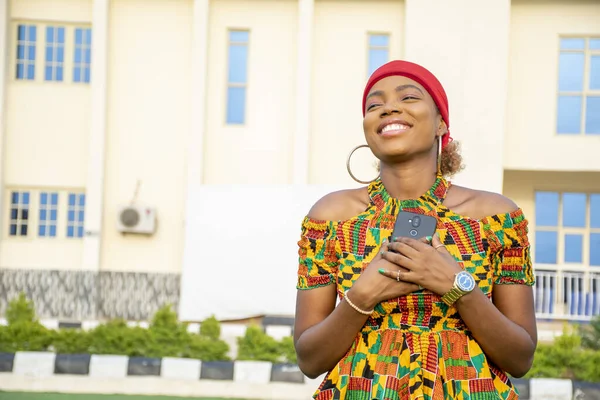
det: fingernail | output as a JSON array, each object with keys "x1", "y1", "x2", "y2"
[
  {"x1": 382, "y1": 238, "x2": 387, "y2": 243},
  {"x1": 380, "y1": 250, "x2": 385, "y2": 255},
  {"x1": 393, "y1": 236, "x2": 399, "y2": 241},
  {"x1": 426, "y1": 236, "x2": 433, "y2": 242},
  {"x1": 378, "y1": 268, "x2": 385, "y2": 274}
]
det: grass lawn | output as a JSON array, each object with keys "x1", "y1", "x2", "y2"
[{"x1": 0, "y1": 393, "x2": 249, "y2": 400}]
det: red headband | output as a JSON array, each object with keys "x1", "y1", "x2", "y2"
[{"x1": 362, "y1": 60, "x2": 452, "y2": 148}]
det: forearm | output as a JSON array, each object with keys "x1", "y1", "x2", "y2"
[
  {"x1": 455, "y1": 288, "x2": 535, "y2": 377},
  {"x1": 295, "y1": 295, "x2": 370, "y2": 378}
]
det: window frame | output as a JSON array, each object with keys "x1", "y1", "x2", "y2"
[
  {"x1": 367, "y1": 32, "x2": 390, "y2": 77},
  {"x1": 11, "y1": 21, "x2": 92, "y2": 84},
  {"x1": 73, "y1": 27, "x2": 92, "y2": 83},
  {"x1": 8, "y1": 190, "x2": 31, "y2": 237},
  {"x1": 556, "y1": 36, "x2": 600, "y2": 135},
  {"x1": 534, "y1": 190, "x2": 600, "y2": 268},
  {"x1": 66, "y1": 192, "x2": 86, "y2": 239},
  {"x1": 5, "y1": 188, "x2": 85, "y2": 240},
  {"x1": 38, "y1": 192, "x2": 59, "y2": 238},
  {"x1": 15, "y1": 23, "x2": 37, "y2": 80},
  {"x1": 225, "y1": 29, "x2": 250, "y2": 125},
  {"x1": 44, "y1": 25, "x2": 66, "y2": 82}
]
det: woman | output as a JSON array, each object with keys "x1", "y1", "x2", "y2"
[{"x1": 293, "y1": 60, "x2": 537, "y2": 400}]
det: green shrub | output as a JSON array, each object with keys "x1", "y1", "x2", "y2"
[
  {"x1": 580, "y1": 315, "x2": 600, "y2": 351},
  {"x1": 6, "y1": 293, "x2": 37, "y2": 324},
  {"x1": 186, "y1": 334, "x2": 230, "y2": 361},
  {"x1": 145, "y1": 304, "x2": 190, "y2": 358},
  {"x1": 184, "y1": 316, "x2": 230, "y2": 361},
  {"x1": 0, "y1": 294, "x2": 296, "y2": 364},
  {"x1": 237, "y1": 325, "x2": 281, "y2": 363},
  {"x1": 526, "y1": 326, "x2": 600, "y2": 382},
  {"x1": 0, "y1": 321, "x2": 52, "y2": 352},
  {"x1": 278, "y1": 336, "x2": 297, "y2": 364},
  {"x1": 200, "y1": 316, "x2": 221, "y2": 341},
  {"x1": 88, "y1": 319, "x2": 150, "y2": 356},
  {"x1": 52, "y1": 328, "x2": 91, "y2": 354},
  {"x1": 0, "y1": 293, "x2": 51, "y2": 352}
]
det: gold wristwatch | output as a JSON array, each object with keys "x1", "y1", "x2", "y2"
[{"x1": 441, "y1": 271, "x2": 476, "y2": 306}]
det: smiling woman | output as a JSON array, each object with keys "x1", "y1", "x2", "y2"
[{"x1": 293, "y1": 60, "x2": 537, "y2": 400}]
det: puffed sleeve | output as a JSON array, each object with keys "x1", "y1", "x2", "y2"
[
  {"x1": 296, "y1": 217, "x2": 340, "y2": 290},
  {"x1": 482, "y1": 209, "x2": 535, "y2": 286}
]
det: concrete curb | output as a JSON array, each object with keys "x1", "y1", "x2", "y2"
[{"x1": 3, "y1": 352, "x2": 600, "y2": 399}]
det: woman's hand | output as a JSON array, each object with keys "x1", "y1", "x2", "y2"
[
  {"x1": 378, "y1": 233, "x2": 463, "y2": 296},
  {"x1": 349, "y1": 239, "x2": 420, "y2": 310}
]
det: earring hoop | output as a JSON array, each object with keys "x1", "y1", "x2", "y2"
[
  {"x1": 437, "y1": 136, "x2": 442, "y2": 175},
  {"x1": 346, "y1": 144, "x2": 379, "y2": 184}
]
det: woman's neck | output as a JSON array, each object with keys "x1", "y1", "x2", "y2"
[{"x1": 379, "y1": 158, "x2": 438, "y2": 200}]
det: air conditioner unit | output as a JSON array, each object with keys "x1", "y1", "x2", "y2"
[{"x1": 116, "y1": 205, "x2": 156, "y2": 234}]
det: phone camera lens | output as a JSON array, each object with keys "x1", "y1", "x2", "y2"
[
  {"x1": 410, "y1": 229, "x2": 418, "y2": 237},
  {"x1": 412, "y1": 216, "x2": 421, "y2": 228}
]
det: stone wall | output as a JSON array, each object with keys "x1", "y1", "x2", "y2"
[{"x1": 0, "y1": 269, "x2": 180, "y2": 320}]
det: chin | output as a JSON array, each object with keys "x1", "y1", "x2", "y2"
[{"x1": 372, "y1": 145, "x2": 413, "y2": 162}]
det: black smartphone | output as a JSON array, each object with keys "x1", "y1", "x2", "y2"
[{"x1": 391, "y1": 211, "x2": 437, "y2": 240}]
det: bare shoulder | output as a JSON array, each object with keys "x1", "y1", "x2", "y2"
[
  {"x1": 446, "y1": 185, "x2": 519, "y2": 220},
  {"x1": 307, "y1": 187, "x2": 371, "y2": 222}
]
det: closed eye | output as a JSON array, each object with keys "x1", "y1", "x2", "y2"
[{"x1": 366, "y1": 103, "x2": 382, "y2": 111}]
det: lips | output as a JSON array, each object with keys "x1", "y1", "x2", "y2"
[{"x1": 377, "y1": 119, "x2": 412, "y2": 136}]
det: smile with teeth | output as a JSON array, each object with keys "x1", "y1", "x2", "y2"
[{"x1": 381, "y1": 123, "x2": 410, "y2": 134}]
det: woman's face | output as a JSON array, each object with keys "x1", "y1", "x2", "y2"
[{"x1": 363, "y1": 75, "x2": 444, "y2": 164}]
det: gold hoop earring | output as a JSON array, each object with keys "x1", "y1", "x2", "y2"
[
  {"x1": 346, "y1": 144, "x2": 379, "y2": 184},
  {"x1": 437, "y1": 136, "x2": 442, "y2": 175}
]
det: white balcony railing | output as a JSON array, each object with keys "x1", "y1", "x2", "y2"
[{"x1": 533, "y1": 267, "x2": 600, "y2": 321}]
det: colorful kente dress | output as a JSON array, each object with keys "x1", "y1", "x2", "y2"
[{"x1": 296, "y1": 176, "x2": 535, "y2": 400}]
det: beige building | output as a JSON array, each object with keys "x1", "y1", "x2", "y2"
[{"x1": 0, "y1": 0, "x2": 599, "y2": 330}]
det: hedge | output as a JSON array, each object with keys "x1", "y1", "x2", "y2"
[{"x1": 0, "y1": 293, "x2": 296, "y2": 364}]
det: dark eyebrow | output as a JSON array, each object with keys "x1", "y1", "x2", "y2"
[
  {"x1": 366, "y1": 84, "x2": 424, "y2": 100},
  {"x1": 395, "y1": 84, "x2": 424, "y2": 95}
]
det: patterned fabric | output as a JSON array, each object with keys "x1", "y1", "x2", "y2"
[{"x1": 296, "y1": 176, "x2": 534, "y2": 400}]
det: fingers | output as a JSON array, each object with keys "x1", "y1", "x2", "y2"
[
  {"x1": 387, "y1": 240, "x2": 421, "y2": 259},
  {"x1": 377, "y1": 267, "x2": 416, "y2": 284},
  {"x1": 392, "y1": 236, "x2": 432, "y2": 252},
  {"x1": 377, "y1": 238, "x2": 390, "y2": 258},
  {"x1": 381, "y1": 246, "x2": 416, "y2": 270},
  {"x1": 430, "y1": 232, "x2": 447, "y2": 252}
]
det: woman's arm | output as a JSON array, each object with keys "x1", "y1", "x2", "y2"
[
  {"x1": 456, "y1": 284, "x2": 536, "y2": 377},
  {"x1": 293, "y1": 286, "x2": 370, "y2": 378},
  {"x1": 293, "y1": 191, "x2": 419, "y2": 378},
  {"x1": 294, "y1": 244, "x2": 420, "y2": 378}
]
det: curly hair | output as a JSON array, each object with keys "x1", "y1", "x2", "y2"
[{"x1": 440, "y1": 139, "x2": 464, "y2": 177}]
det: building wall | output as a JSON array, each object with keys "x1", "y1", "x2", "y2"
[
  {"x1": 1, "y1": 0, "x2": 598, "y2": 323},
  {"x1": 310, "y1": 0, "x2": 404, "y2": 185},
  {"x1": 203, "y1": 0, "x2": 298, "y2": 185},
  {"x1": 102, "y1": 0, "x2": 191, "y2": 274},
  {"x1": 503, "y1": 169, "x2": 600, "y2": 256},
  {"x1": 506, "y1": 0, "x2": 600, "y2": 171},
  {"x1": 1, "y1": 0, "x2": 92, "y2": 271}
]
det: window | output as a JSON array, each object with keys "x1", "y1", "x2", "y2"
[
  {"x1": 556, "y1": 37, "x2": 600, "y2": 135},
  {"x1": 39, "y1": 192, "x2": 58, "y2": 237},
  {"x1": 9, "y1": 191, "x2": 30, "y2": 236},
  {"x1": 45, "y1": 26, "x2": 65, "y2": 81},
  {"x1": 16, "y1": 24, "x2": 36, "y2": 80},
  {"x1": 535, "y1": 191, "x2": 600, "y2": 266},
  {"x1": 74, "y1": 28, "x2": 92, "y2": 83},
  {"x1": 226, "y1": 30, "x2": 249, "y2": 124},
  {"x1": 368, "y1": 34, "x2": 389, "y2": 76},
  {"x1": 67, "y1": 193, "x2": 85, "y2": 238}
]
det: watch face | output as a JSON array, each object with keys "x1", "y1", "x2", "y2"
[{"x1": 456, "y1": 271, "x2": 476, "y2": 292}]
